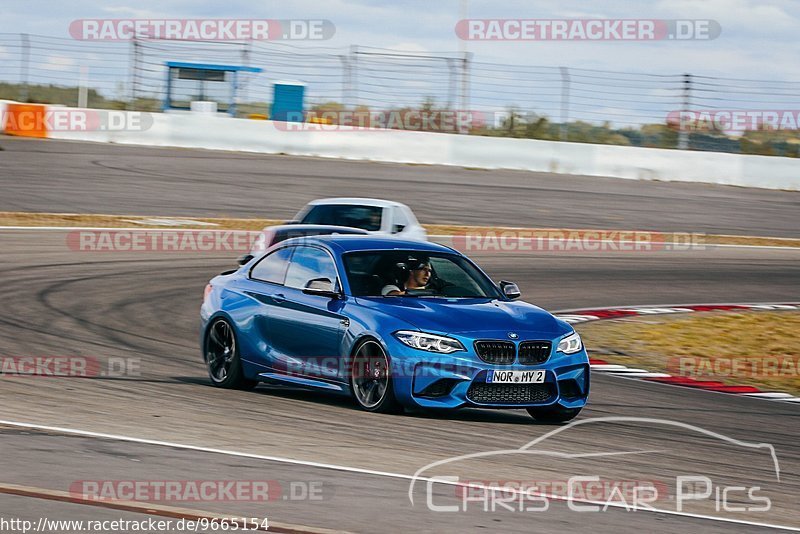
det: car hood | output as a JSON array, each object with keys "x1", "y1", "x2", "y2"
[{"x1": 355, "y1": 297, "x2": 570, "y2": 337}]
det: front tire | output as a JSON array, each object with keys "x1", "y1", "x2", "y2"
[
  {"x1": 350, "y1": 339, "x2": 401, "y2": 413},
  {"x1": 527, "y1": 406, "x2": 581, "y2": 423},
  {"x1": 204, "y1": 317, "x2": 258, "y2": 390}
]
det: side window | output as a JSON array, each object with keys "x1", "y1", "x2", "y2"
[
  {"x1": 284, "y1": 246, "x2": 338, "y2": 290},
  {"x1": 392, "y1": 207, "x2": 409, "y2": 232},
  {"x1": 298, "y1": 205, "x2": 324, "y2": 224},
  {"x1": 271, "y1": 230, "x2": 289, "y2": 244},
  {"x1": 250, "y1": 247, "x2": 293, "y2": 284}
]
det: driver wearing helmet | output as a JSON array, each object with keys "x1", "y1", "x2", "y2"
[{"x1": 381, "y1": 256, "x2": 431, "y2": 296}]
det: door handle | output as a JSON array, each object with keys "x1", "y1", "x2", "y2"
[{"x1": 271, "y1": 293, "x2": 286, "y2": 303}]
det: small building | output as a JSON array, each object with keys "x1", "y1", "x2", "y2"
[{"x1": 163, "y1": 61, "x2": 262, "y2": 116}]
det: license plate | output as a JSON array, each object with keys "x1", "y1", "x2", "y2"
[{"x1": 487, "y1": 370, "x2": 546, "y2": 384}]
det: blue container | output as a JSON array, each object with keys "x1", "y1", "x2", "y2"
[{"x1": 271, "y1": 82, "x2": 306, "y2": 122}]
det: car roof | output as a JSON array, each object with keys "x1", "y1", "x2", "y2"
[
  {"x1": 284, "y1": 235, "x2": 455, "y2": 254},
  {"x1": 305, "y1": 197, "x2": 407, "y2": 209},
  {"x1": 264, "y1": 224, "x2": 369, "y2": 234}
]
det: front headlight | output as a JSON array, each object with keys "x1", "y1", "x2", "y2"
[
  {"x1": 557, "y1": 331, "x2": 583, "y2": 354},
  {"x1": 394, "y1": 331, "x2": 465, "y2": 354}
]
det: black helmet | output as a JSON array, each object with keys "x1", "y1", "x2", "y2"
[{"x1": 405, "y1": 255, "x2": 430, "y2": 270}]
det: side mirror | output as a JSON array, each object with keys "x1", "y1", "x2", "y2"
[
  {"x1": 237, "y1": 254, "x2": 254, "y2": 266},
  {"x1": 303, "y1": 278, "x2": 341, "y2": 299},
  {"x1": 499, "y1": 280, "x2": 521, "y2": 300}
]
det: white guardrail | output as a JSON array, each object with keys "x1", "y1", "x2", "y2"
[{"x1": 3, "y1": 103, "x2": 798, "y2": 191}]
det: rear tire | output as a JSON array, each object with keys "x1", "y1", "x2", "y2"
[
  {"x1": 527, "y1": 406, "x2": 581, "y2": 423},
  {"x1": 350, "y1": 339, "x2": 402, "y2": 414},
  {"x1": 204, "y1": 317, "x2": 258, "y2": 390}
]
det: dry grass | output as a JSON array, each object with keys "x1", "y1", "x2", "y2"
[
  {"x1": 577, "y1": 311, "x2": 800, "y2": 394},
  {"x1": 0, "y1": 211, "x2": 798, "y2": 247},
  {"x1": 0, "y1": 212, "x2": 282, "y2": 231}
]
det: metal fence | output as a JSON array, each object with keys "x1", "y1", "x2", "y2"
[{"x1": 1, "y1": 33, "x2": 799, "y2": 155}]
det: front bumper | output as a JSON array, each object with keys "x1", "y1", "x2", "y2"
[{"x1": 384, "y1": 334, "x2": 590, "y2": 409}]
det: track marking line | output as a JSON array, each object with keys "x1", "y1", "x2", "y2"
[
  {"x1": 0, "y1": 420, "x2": 798, "y2": 531},
  {"x1": 742, "y1": 393, "x2": 795, "y2": 399},
  {"x1": 553, "y1": 302, "x2": 800, "y2": 314}
]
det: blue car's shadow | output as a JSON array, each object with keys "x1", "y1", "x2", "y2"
[
  {"x1": 250, "y1": 382, "x2": 536, "y2": 424},
  {"x1": 179, "y1": 376, "x2": 543, "y2": 424},
  {"x1": 405, "y1": 407, "x2": 535, "y2": 424}
]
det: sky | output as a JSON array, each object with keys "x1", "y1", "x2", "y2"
[{"x1": 1, "y1": 0, "x2": 798, "y2": 79}]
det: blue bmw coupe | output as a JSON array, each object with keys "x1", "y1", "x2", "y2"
[{"x1": 200, "y1": 236, "x2": 589, "y2": 422}]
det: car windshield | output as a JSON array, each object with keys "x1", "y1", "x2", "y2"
[
  {"x1": 299, "y1": 204, "x2": 383, "y2": 231},
  {"x1": 343, "y1": 251, "x2": 500, "y2": 298}
]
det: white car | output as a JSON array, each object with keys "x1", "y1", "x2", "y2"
[
  {"x1": 247, "y1": 224, "x2": 369, "y2": 257},
  {"x1": 289, "y1": 198, "x2": 427, "y2": 241}
]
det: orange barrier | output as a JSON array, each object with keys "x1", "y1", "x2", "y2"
[{"x1": 3, "y1": 103, "x2": 48, "y2": 138}]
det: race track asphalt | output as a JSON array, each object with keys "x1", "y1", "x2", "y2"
[
  {"x1": 0, "y1": 137, "x2": 798, "y2": 532},
  {"x1": 1, "y1": 136, "x2": 798, "y2": 237}
]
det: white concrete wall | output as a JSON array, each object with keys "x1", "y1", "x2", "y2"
[{"x1": 23, "y1": 104, "x2": 800, "y2": 191}]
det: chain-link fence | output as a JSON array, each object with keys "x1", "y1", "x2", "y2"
[{"x1": 1, "y1": 33, "x2": 799, "y2": 156}]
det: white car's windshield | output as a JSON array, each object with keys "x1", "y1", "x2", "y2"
[{"x1": 299, "y1": 204, "x2": 383, "y2": 231}]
